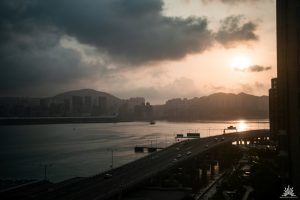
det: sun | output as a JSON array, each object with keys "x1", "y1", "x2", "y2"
[{"x1": 230, "y1": 55, "x2": 251, "y2": 71}]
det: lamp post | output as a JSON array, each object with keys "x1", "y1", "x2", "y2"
[
  {"x1": 107, "y1": 148, "x2": 116, "y2": 170},
  {"x1": 40, "y1": 164, "x2": 52, "y2": 180}
]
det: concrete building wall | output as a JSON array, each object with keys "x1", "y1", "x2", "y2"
[{"x1": 276, "y1": 0, "x2": 300, "y2": 190}]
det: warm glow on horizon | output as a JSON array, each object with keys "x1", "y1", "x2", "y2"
[
  {"x1": 237, "y1": 120, "x2": 248, "y2": 132},
  {"x1": 230, "y1": 55, "x2": 251, "y2": 71}
]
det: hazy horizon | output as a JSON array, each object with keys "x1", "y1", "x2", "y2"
[{"x1": 0, "y1": 88, "x2": 269, "y2": 105}]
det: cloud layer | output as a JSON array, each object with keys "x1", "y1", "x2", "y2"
[
  {"x1": 0, "y1": 0, "x2": 259, "y2": 96},
  {"x1": 1, "y1": 0, "x2": 216, "y2": 64}
]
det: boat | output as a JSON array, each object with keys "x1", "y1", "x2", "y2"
[
  {"x1": 150, "y1": 120, "x2": 155, "y2": 125},
  {"x1": 227, "y1": 125, "x2": 237, "y2": 130}
]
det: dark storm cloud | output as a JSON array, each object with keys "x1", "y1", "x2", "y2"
[
  {"x1": 216, "y1": 15, "x2": 258, "y2": 47},
  {"x1": 234, "y1": 65, "x2": 272, "y2": 72},
  {"x1": 0, "y1": 0, "x2": 259, "y2": 95},
  {"x1": 0, "y1": 0, "x2": 106, "y2": 93},
  {"x1": 0, "y1": 39, "x2": 97, "y2": 93},
  {"x1": 9, "y1": 0, "x2": 214, "y2": 64},
  {"x1": 0, "y1": 0, "x2": 258, "y2": 64}
]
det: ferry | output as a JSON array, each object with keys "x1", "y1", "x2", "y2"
[
  {"x1": 227, "y1": 125, "x2": 237, "y2": 130},
  {"x1": 150, "y1": 120, "x2": 155, "y2": 125}
]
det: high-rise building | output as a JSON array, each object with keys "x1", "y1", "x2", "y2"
[
  {"x1": 84, "y1": 96, "x2": 92, "y2": 107},
  {"x1": 64, "y1": 99, "x2": 71, "y2": 113},
  {"x1": 276, "y1": 0, "x2": 300, "y2": 190},
  {"x1": 72, "y1": 96, "x2": 83, "y2": 114},
  {"x1": 269, "y1": 78, "x2": 278, "y2": 140},
  {"x1": 84, "y1": 96, "x2": 92, "y2": 113},
  {"x1": 98, "y1": 96, "x2": 107, "y2": 114}
]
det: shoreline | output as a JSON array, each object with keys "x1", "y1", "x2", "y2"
[
  {"x1": 0, "y1": 117, "x2": 269, "y2": 126},
  {"x1": 0, "y1": 116, "x2": 119, "y2": 125}
]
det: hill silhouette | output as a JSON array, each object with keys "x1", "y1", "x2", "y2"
[
  {"x1": 153, "y1": 92, "x2": 268, "y2": 120},
  {"x1": 0, "y1": 89, "x2": 268, "y2": 120},
  {"x1": 53, "y1": 89, "x2": 121, "y2": 102}
]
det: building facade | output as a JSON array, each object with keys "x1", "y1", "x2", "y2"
[{"x1": 276, "y1": 0, "x2": 300, "y2": 190}]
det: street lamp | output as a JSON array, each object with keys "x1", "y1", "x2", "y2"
[
  {"x1": 40, "y1": 163, "x2": 52, "y2": 180},
  {"x1": 107, "y1": 148, "x2": 116, "y2": 170}
]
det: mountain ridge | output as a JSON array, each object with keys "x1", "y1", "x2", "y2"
[
  {"x1": 53, "y1": 88, "x2": 121, "y2": 101},
  {"x1": 154, "y1": 91, "x2": 269, "y2": 120}
]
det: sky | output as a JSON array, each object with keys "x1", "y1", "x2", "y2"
[{"x1": 0, "y1": 0, "x2": 276, "y2": 104}]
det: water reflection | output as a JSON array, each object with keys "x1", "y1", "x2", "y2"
[{"x1": 237, "y1": 120, "x2": 248, "y2": 132}]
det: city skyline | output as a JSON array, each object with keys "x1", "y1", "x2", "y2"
[{"x1": 0, "y1": 0, "x2": 276, "y2": 104}]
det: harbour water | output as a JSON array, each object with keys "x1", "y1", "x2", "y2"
[{"x1": 0, "y1": 120, "x2": 268, "y2": 182}]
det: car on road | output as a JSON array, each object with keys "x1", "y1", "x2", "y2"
[
  {"x1": 104, "y1": 173, "x2": 113, "y2": 179},
  {"x1": 205, "y1": 144, "x2": 209, "y2": 148},
  {"x1": 186, "y1": 151, "x2": 192, "y2": 156},
  {"x1": 177, "y1": 154, "x2": 182, "y2": 158},
  {"x1": 182, "y1": 141, "x2": 188, "y2": 145}
]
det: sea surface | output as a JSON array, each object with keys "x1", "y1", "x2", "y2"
[{"x1": 0, "y1": 120, "x2": 269, "y2": 182}]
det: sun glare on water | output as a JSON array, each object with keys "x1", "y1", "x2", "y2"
[
  {"x1": 231, "y1": 55, "x2": 251, "y2": 71},
  {"x1": 237, "y1": 120, "x2": 248, "y2": 132}
]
